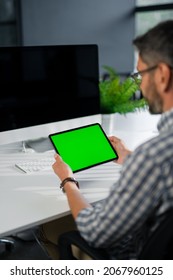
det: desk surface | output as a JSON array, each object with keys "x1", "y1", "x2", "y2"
[
  {"x1": 0, "y1": 156, "x2": 120, "y2": 238},
  {"x1": 0, "y1": 112, "x2": 160, "y2": 238}
]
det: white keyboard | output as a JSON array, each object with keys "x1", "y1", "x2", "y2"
[{"x1": 15, "y1": 156, "x2": 55, "y2": 173}]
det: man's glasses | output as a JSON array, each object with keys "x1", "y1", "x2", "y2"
[
  {"x1": 130, "y1": 65, "x2": 158, "y2": 81},
  {"x1": 130, "y1": 64, "x2": 173, "y2": 81}
]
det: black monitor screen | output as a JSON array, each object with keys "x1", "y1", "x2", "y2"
[{"x1": 0, "y1": 44, "x2": 100, "y2": 132}]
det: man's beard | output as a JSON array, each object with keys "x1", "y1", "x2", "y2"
[{"x1": 143, "y1": 79, "x2": 163, "y2": 114}]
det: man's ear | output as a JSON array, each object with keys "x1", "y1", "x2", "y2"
[{"x1": 156, "y1": 63, "x2": 172, "y2": 93}]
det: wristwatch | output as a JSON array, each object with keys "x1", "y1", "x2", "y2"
[{"x1": 60, "y1": 177, "x2": 79, "y2": 193}]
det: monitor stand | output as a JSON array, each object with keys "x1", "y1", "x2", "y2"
[
  {"x1": 21, "y1": 141, "x2": 35, "y2": 153},
  {"x1": 0, "y1": 141, "x2": 35, "y2": 154},
  {"x1": 26, "y1": 137, "x2": 54, "y2": 153},
  {"x1": 0, "y1": 137, "x2": 54, "y2": 154},
  {"x1": 0, "y1": 138, "x2": 54, "y2": 154}
]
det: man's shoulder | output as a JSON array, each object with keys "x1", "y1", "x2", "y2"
[{"x1": 134, "y1": 131, "x2": 173, "y2": 162}]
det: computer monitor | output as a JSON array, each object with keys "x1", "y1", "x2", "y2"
[{"x1": 0, "y1": 44, "x2": 100, "y2": 146}]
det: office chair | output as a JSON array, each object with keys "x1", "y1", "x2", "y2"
[
  {"x1": 58, "y1": 208, "x2": 173, "y2": 260},
  {"x1": 0, "y1": 238, "x2": 14, "y2": 253},
  {"x1": 0, "y1": 229, "x2": 40, "y2": 255}
]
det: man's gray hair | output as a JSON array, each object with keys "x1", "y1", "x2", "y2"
[{"x1": 133, "y1": 20, "x2": 173, "y2": 67}]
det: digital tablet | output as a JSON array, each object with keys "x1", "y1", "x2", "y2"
[{"x1": 49, "y1": 123, "x2": 118, "y2": 173}]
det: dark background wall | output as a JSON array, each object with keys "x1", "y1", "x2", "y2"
[{"x1": 20, "y1": 0, "x2": 135, "y2": 76}]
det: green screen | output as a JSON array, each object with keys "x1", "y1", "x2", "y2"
[{"x1": 49, "y1": 123, "x2": 118, "y2": 172}]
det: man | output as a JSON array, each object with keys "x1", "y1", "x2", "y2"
[{"x1": 40, "y1": 20, "x2": 173, "y2": 259}]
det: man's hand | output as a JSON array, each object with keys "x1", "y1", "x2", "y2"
[
  {"x1": 52, "y1": 154, "x2": 73, "y2": 181},
  {"x1": 108, "y1": 136, "x2": 132, "y2": 164}
]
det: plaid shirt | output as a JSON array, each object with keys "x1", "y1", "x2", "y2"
[{"x1": 76, "y1": 108, "x2": 173, "y2": 259}]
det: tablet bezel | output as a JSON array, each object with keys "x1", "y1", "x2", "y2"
[{"x1": 49, "y1": 123, "x2": 118, "y2": 173}]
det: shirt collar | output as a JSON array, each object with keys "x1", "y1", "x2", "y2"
[{"x1": 157, "y1": 108, "x2": 173, "y2": 133}]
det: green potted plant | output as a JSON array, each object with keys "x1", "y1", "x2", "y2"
[
  {"x1": 99, "y1": 65, "x2": 147, "y2": 114},
  {"x1": 99, "y1": 65, "x2": 148, "y2": 134}
]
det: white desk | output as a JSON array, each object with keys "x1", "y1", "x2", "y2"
[
  {"x1": 0, "y1": 112, "x2": 160, "y2": 238},
  {"x1": 0, "y1": 155, "x2": 121, "y2": 238}
]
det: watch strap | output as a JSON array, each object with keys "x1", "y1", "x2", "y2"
[{"x1": 60, "y1": 177, "x2": 79, "y2": 193}]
